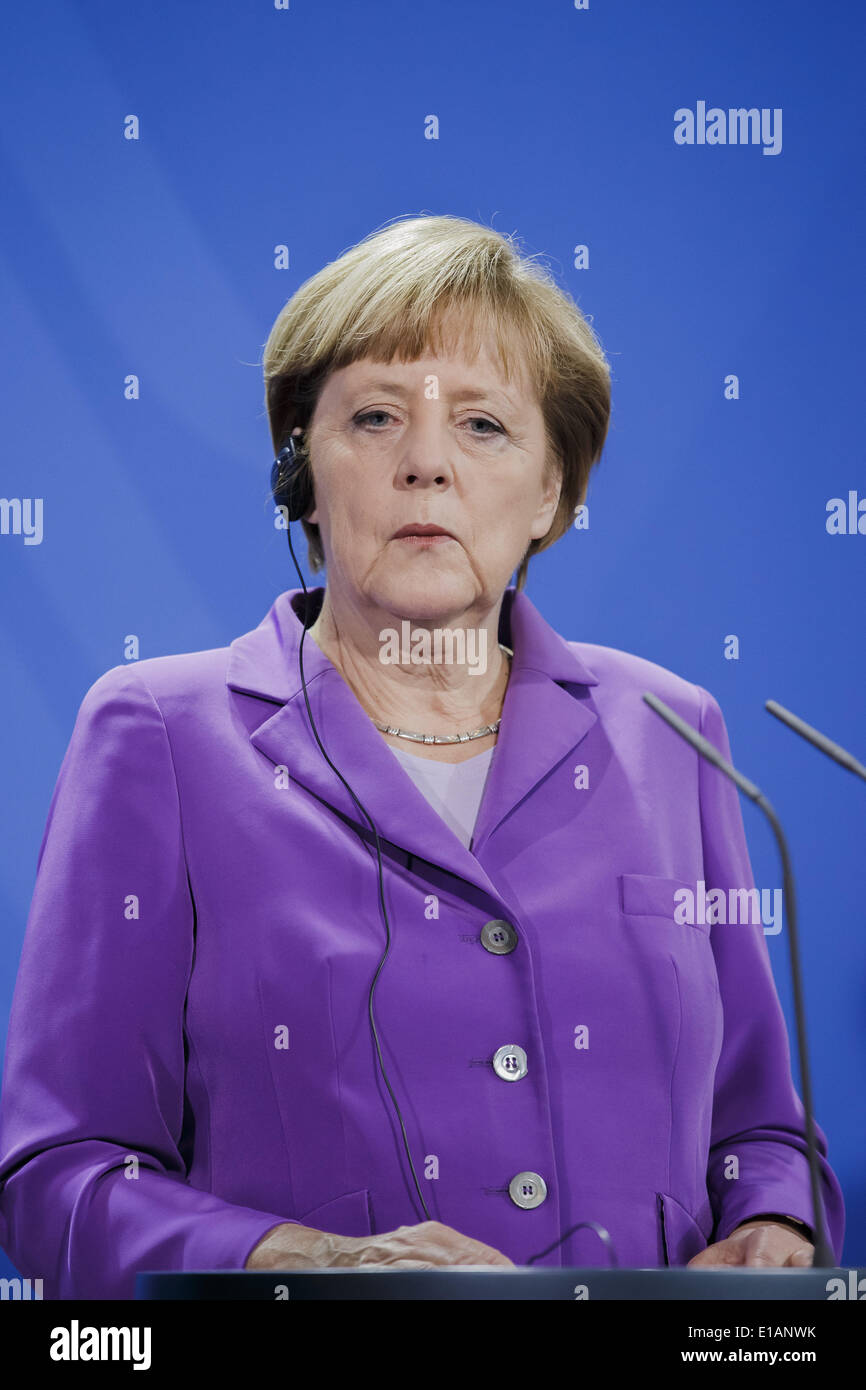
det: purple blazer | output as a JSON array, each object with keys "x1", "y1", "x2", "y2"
[{"x1": 0, "y1": 586, "x2": 845, "y2": 1297}]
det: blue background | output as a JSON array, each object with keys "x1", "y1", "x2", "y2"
[{"x1": 1, "y1": 0, "x2": 864, "y2": 1277}]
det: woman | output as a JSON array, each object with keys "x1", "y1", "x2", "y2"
[{"x1": 0, "y1": 216, "x2": 844, "y2": 1297}]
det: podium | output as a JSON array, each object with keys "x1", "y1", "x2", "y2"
[{"x1": 135, "y1": 1266, "x2": 864, "y2": 1300}]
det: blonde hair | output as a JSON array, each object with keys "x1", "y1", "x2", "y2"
[{"x1": 262, "y1": 214, "x2": 611, "y2": 590}]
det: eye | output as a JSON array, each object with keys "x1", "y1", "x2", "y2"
[
  {"x1": 354, "y1": 410, "x2": 393, "y2": 428},
  {"x1": 352, "y1": 410, "x2": 505, "y2": 435},
  {"x1": 465, "y1": 416, "x2": 505, "y2": 436}
]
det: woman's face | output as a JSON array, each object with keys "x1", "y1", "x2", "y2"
[{"x1": 304, "y1": 331, "x2": 561, "y2": 622}]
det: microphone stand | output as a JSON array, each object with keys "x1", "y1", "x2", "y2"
[
  {"x1": 642, "y1": 691, "x2": 835, "y2": 1268},
  {"x1": 766, "y1": 699, "x2": 866, "y2": 783}
]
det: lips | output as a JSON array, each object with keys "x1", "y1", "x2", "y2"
[{"x1": 392, "y1": 524, "x2": 455, "y2": 540}]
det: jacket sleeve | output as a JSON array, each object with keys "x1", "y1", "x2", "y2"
[
  {"x1": 696, "y1": 684, "x2": 845, "y2": 1258},
  {"x1": 0, "y1": 665, "x2": 292, "y2": 1299}
]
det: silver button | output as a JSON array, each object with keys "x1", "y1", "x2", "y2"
[
  {"x1": 509, "y1": 1172, "x2": 547, "y2": 1209},
  {"x1": 480, "y1": 919, "x2": 518, "y2": 954},
  {"x1": 492, "y1": 1043, "x2": 528, "y2": 1081}
]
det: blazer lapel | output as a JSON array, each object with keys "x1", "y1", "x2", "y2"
[
  {"x1": 470, "y1": 591, "x2": 599, "y2": 855},
  {"x1": 226, "y1": 586, "x2": 599, "y2": 893}
]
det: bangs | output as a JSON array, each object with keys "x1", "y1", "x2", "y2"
[
  {"x1": 330, "y1": 293, "x2": 542, "y2": 398},
  {"x1": 287, "y1": 220, "x2": 555, "y2": 400}
]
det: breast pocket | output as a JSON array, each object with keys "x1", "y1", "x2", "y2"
[
  {"x1": 618, "y1": 872, "x2": 721, "y2": 1001},
  {"x1": 619, "y1": 872, "x2": 710, "y2": 935},
  {"x1": 617, "y1": 871, "x2": 723, "y2": 1104}
]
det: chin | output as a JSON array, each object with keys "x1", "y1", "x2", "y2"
[{"x1": 367, "y1": 564, "x2": 477, "y2": 623}]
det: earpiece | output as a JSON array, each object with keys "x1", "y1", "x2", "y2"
[{"x1": 271, "y1": 431, "x2": 314, "y2": 523}]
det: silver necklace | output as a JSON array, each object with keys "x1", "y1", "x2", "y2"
[{"x1": 372, "y1": 644, "x2": 513, "y2": 745}]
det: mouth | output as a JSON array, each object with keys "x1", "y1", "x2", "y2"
[{"x1": 392, "y1": 523, "x2": 456, "y2": 545}]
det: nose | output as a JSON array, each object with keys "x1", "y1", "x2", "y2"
[{"x1": 395, "y1": 410, "x2": 455, "y2": 492}]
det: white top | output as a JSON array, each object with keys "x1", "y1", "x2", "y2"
[{"x1": 388, "y1": 744, "x2": 495, "y2": 850}]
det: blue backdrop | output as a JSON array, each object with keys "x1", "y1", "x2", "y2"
[{"x1": 1, "y1": 0, "x2": 863, "y2": 1277}]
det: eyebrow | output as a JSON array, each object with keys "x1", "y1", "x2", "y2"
[{"x1": 349, "y1": 378, "x2": 517, "y2": 409}]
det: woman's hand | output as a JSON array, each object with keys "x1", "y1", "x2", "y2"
[
  {"x1": 687, "y1": 1218, "x2": 814, "y2": 1268},
  {"x1": 245, "y1": 1219, "x2": 515, "y2": 1271}
]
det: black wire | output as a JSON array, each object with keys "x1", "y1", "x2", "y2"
[
  {"x1": 278, "y1": 498, "x2": 620, "y2": 1263},
  {"x1": 283, "y1": 521, "x2": 432, "y2": 1224},
  {"x1": 526, "y1": 1219, "x2": 618, "y2": 1267}
]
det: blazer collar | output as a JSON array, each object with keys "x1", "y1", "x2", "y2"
[{"x1": 226, "y1": 587, "x2": 599, "y2": 898}]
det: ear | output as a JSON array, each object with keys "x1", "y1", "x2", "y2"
[
  {"x1": 528, "y1": 455, "x2": 564, "y2": 542},
  {"x1": 291, "y1": 426, "x2": 317, "y2": 524},
  {"x1": 303, "y1": 473, "x2": 317, "y2": 524}
]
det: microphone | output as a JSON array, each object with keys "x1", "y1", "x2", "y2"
[
  {"x1": 765, "y1": 700, "x2": 866, "y2": 782},
  {"x1": 641, "y1": 691, "x2": 835, "y2": 1268}
]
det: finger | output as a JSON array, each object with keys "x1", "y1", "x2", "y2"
[
  {"x1": 447, "y1": 1256, "x2": 508, "y2": 1267},
  {"x1": 687, "y1": 1251, "x2": 717, "y2": 1267},
  {"x1": 356, "y1": 1262, "x2": 438, "y2": 1272},
  {"x1": 456, "y1": 1252, "x2": 514, "y2": 1267},
  {"x1": 743, "y1": 1247, "x2": 781, "y2": 1267},
  {"x1": 361, "y1": 1231, "x2": 455, "y2": 1267},
  {"x1": 741, "y1": 1233, "x2": 796, "y2": 1267},
  {"x1": 356, "y1": 1250, "x2": 441, "y2": 1269},
  {"x1": 418, "y1": 1223, "x2": 513, "y2": 1266},
  {"x1": 456, "y1": 1241, "x2": 515, "y2": 1267},
  {"x1": 688, "y1": 1243, "x2": 742, "y2": 1267},
  {"x1": 785, "y1": 1246, "x2": 814, "y2": 1268}
]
